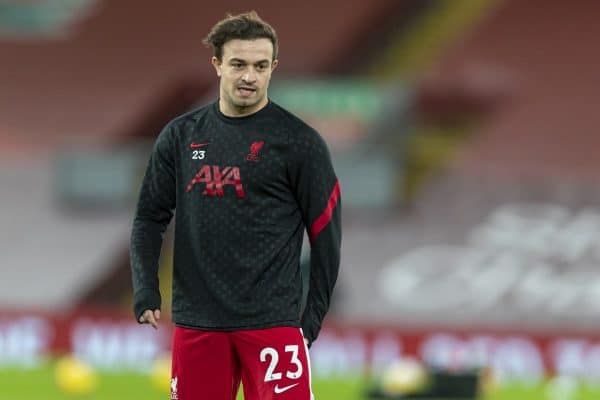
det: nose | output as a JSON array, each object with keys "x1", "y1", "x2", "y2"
[{"x1": 242, "y1": 68, "x2": 257, "y2": 83}]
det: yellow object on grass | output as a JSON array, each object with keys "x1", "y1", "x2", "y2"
[
  {"x1": 381, "y1": 357, "x2": 429, "y2": 395},
  {"x1": 150, "y1": 354, "x2": 172, "y2": 393},
  {"x1": 54, "y1": 356, "x2": 99, "y2": 395}
]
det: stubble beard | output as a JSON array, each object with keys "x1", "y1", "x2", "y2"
[{"x1": 225, "y1": 88, "x2": 265, "y2": 115}]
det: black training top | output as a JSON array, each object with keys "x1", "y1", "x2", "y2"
[{"x1": 130, "y1": 100, "x2": 341, "y2": 344}]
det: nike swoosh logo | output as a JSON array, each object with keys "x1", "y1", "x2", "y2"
[
  {"x1": 189, "y1": 142, "x2": 210, "y2": 149},
  {"x1": 274, "y1": 383, "x2": 299, "y2": 394}
]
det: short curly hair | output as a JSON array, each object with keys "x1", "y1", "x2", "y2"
[{"x1": 203, "y1": 11, "x2": 278, "y2": 61}]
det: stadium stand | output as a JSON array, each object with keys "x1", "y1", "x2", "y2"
[
  {"x1": 445, "y1": 0, "x2": 600, "y2": 179},
  {"x1": 351, "y1": 0, "x2": 600, "y2": 331}
]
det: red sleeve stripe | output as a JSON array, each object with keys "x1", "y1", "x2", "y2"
[{"x1": 309, "y1": 180, "x2": 341, "y2": 242}]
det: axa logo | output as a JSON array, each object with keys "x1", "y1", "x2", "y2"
[
  {"x1": 186, "y1": 165, "x2": 245, "y2": 199},
  {"x1": 171, "y1": 376, "x2": 178, "y2": 400},
  {"x1": 246, "y1": 140, "x2": 265, "y2": 162}
]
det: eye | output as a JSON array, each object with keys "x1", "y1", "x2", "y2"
[{"x1": 231, "y1": 62, "x2": 244, "y2": 69}]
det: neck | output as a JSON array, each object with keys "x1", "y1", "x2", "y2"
[{"x1": 219, "y1": 95, "x2": 268, "y2": 118}]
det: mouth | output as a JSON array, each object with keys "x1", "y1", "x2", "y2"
[{"x1": 237, "y1": 86, "x2": 257, "y2": 97}]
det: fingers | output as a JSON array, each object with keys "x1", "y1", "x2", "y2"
[
  {"x1": 145, "y1": 310, "x2": 158, "y2": 329},
  {"x1": 139, "y1": 309, "x2": 160, "y2": 329}
]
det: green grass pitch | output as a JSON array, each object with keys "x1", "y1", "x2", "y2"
[
  {"x1": 0, "y1": 362, "x2": 366, "y2": 400},
  {"x1": 2, "y1": 362, "x2": 600, "y2": 399}
]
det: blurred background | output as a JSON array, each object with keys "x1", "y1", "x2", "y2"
[{"x1": 1, "y1": 0, "x2": 600, "y2": 399}]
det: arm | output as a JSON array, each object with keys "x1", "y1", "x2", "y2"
[
  {"x1": 130, "y1": 125, "x2": 176, "y2": 325},
  {"x1": 290, "y1": 132, "x2": 342, "y2": 345}
]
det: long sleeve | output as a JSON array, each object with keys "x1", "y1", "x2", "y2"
[
  {"x1": 130, "y1": 125, "x2": 176, "y2": 321},
  {"x1": 289, "y1": 130, "x2": 342, "y2": 345}
]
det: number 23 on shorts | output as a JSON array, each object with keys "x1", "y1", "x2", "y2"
[
  {"x1": 258, "y1": 342, "x2": 312, "y2": 398},
  {"x1": 260, "y1": 345, "x2": 303, "y2": 381}
]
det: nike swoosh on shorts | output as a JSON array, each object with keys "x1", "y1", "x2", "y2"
[{"x1": 274, "y1": 383, "x2": 299, "y2": 394}]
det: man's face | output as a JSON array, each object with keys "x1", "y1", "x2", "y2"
[{"x1": 212, "y1": 38, "x2": 278, "y2": 116}]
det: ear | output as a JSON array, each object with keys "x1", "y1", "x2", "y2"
[
  {"x1": 211, "y1": 56, "x2": 222, "y2": 77},
  {"x1": 271, "y1": 59, "x2": 279, "y2": 72}
]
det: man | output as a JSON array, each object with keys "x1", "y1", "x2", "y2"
[{"x1": 130, "y1": 11, "x2": 341, "y2": 400}]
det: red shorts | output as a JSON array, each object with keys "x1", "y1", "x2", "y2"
[{"x1": 171, "y1": 326, "x2": 313, "y2": 400}]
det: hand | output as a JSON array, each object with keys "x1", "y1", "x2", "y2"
[{"x1": 139, "y1": 309, "x2": 161, "y2": 329}]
